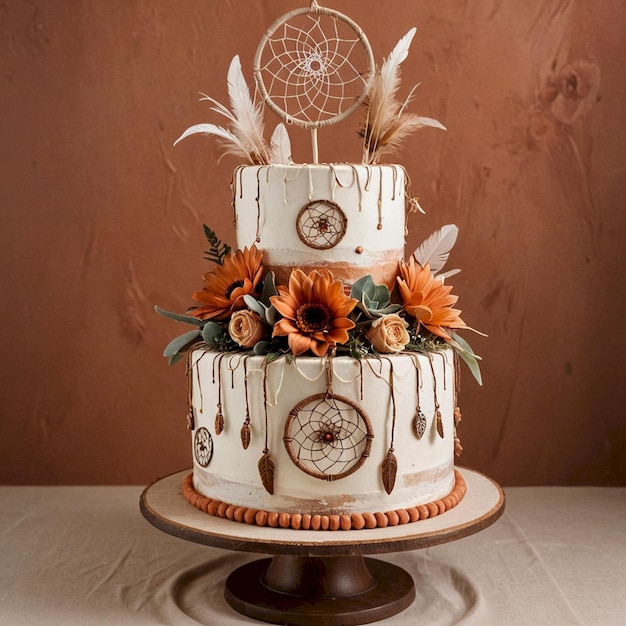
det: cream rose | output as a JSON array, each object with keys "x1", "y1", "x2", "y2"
[
  {"x1": 228, "y1": 310, "x2": 266, "y2": 348},
  {"x1": 366, "y1": 314, "x2": 410, "y2": 353}
]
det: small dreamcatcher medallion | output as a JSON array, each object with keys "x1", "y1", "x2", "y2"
[
  {"x1": 284, "y1": 392, "x2": 373, "y2": 481},
  {"x1": 296, "y1": 199, "x2": 347, "y2": 249},
  {"x1": 254, "y1": 1, "x2": 375, "y2": 161},
  {"x1": 194, "y1": 427, "x2": 213, "y2": 468}
]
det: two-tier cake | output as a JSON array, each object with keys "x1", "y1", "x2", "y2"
[{"x1": 158, "y1": 3, "x2": 482, "y2": 531}]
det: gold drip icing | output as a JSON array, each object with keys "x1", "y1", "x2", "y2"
[
  {"x1": 255, "y1": 168, "x2": 263, "y2": 243},
  {"x1": 377, "y1": 167, "x2": 383, "y2": 230}
]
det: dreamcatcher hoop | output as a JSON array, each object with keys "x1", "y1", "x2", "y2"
[
  {"x1": 284, "y1": 392, "x2": 374, "y2": 481},
  {"x1": 253, "y1": 1, "x2": 375, "y2": 161},
  {"x1": 296, "y1": 199, "x2": 348, "y2": 249}
]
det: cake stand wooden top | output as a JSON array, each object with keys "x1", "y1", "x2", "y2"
[{"x1": 140, "y1": 467, "x2": 504, "y2": 557}]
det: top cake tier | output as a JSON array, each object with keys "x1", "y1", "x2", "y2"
[{"x1": 233, "y1": 163, "x2": 406, "y2": 288}]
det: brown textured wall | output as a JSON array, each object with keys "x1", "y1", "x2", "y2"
[{"x1": 1, "y1": 1, "x2": 624, "y2": 485}]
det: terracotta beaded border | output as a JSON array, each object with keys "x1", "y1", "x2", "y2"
[{"x1": 181, "y1": 470, "x2": 466, "y2": 531}]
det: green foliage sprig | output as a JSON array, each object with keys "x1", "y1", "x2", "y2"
[{"x1": 203, "y1": 224, "x2": 231, "y2": 266}]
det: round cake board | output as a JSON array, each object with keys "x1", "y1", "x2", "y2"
[{"x1": 140, "y1": 467, "x2": 504, "y2": 625}]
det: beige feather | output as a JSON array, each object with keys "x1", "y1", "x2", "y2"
[
  {"x1": 226, "y1": 55, "x2": 269, "y2": 164},
  {"x1": 173, "y1": 123, "x2": 253, "y2": 162},
  {"x1": 269, "y1": 123, "x2": 293, "y2": 164},
  {"x1": 174, "y1": 56, "x2": 269, "y2": 164},
  {"x1": 413, "y1": 224, "x2": 459, "y2": 275},
  {"x1": 360, "y1": 28, "x2": 445, "y2": 164}
]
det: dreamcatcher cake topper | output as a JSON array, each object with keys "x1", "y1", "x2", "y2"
[
  {"x1": 253, "y1": 0, "x2": 375, "y2": 161},
  {"x1": 174, "y1": 1, "x2": 445, "y2": 164}
]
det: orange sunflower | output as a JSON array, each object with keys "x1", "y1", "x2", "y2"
[
  {"x1": 270, "y1": 269, "x2": 358, "y2": 357},
  {"x1": 190, "y1": 245, "x2": 263, "y2": 321},
  {"x1": 397, "y1": 257, "x2": 468, "y2": 342}
]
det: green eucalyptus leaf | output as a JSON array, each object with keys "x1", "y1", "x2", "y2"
[
  {"x1": 351, "y1": 275, "x2": 376, "y2": 301},
  {"x1": 449, "y1": 331, "x2": 483, "y2": 386},
  {"x1": 155, "y1": 305, "x2": 204, "y2": 327},
  {"x1": 163, "y1": 329, "x2": 202, "y2": 358},
  {"x1": 244, "y1": 294, "x2": 266, "y2": 318},
  {"x1": 262, "y1": 271, "x2": 278, "y2": 304},
  {"x1": 373, "y1": 284, "x2": 391, "y2": 308},
  {"x1": 367, "y1": 304, "x2": 402, "y2": 318},
  {"x1": 355, "y1": 302, "x2": 374, "y2": 320},
  {"x1": 457, "y1": 349, "x2": 483, "y2": 386},
  {"x1": 202, "y1": 321, "x2": 225, "y2": 347},
  {"x1": 168, "y1": 351, "x2": 187, "y2": 366},
  {"x1": 265, "y1": 304, "x2": 278, "y2": 326},
  {"x1": 253, "y1": 341, "x2": 271, "y2": 355}
]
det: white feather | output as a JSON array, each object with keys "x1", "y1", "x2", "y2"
[
  {"x1": 199, "y1": 93, "x2": 237, "y2": 123},
  {"x1": 269, "y1": 123, "x2": 293, "y2": 164},
  {"x1": 412, "y1": 116, "x2": 447, "y2": 131},
  {"x1": 379, "y1": 27, "x2": 416, "y2": 96},
  {"x1": 175, "y1": 57, "x2": 270, "y2": 164},
  {"x1": 173, "y1": 123, "x2": 249, "y2": 156},
  {"x1": 439, "y1": 268, "x2": 461, "y2": 280},
  {"x1": 226, "y1": 55, "x2": 267, "y2": 160},
  {"x1": 413, "y1": 224, "x2": 459, "y2": 275}
]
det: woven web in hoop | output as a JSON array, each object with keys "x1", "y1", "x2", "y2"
[
  {"x1": 296, "y1": 200, "x2": 347, "y2": 249},
  {"x1": 284, "y1": 393, "x2": 373, "y2": 481},
  {"x1": 253, "y1": 5, "x2": 375, "y2": 130}
]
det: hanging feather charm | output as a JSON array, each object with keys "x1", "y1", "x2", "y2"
[
  {"x1": 414, "y1": 408, "x2": 427, "y2": 440},
  {"x1": 435, "y1": 409, "x2": 444, "y2": 439},
  {"x1": 240, "y1": 418, "x2": 251, "y2": 450},
  {"x1": 258, "y1": 449, "x2": 275, "y2": 495},
  {"x1": 454, "y1": 436, "x2": 464, "y2": 458},
  {"x1": 215, "y1": 405, "x2": 224, "y2": 436},
  {"x1": 186, "y1": 407, "x2": 195, "y2": 430},
  {"x1": 381, "y1": 448, "x2": 398, "y2": 495},
  {"x1": 453, "y1": 406, "x2": 463, "y2": 456}
]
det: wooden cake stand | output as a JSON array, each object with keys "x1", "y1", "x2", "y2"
[{"x1": 140, "y1": 467, "x2": 504, "y2": 625}]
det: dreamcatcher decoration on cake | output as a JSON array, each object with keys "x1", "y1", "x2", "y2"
[
  {"x1": 283, "y1": 357, "x2": 373, "y2": 481},
  {"x1": 254, "y1": 0, "x2": 375, "y2": 162},
  {"x1": 296, "y1": 199, "x2": 347, "y2": 249},
  {"x1": 194, "y1": 427, "x2": 214, "y2": 468}
]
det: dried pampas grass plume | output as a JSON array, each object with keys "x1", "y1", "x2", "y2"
[{"x1": 360, "y1": 28, "x2": 445, "y2": 164}]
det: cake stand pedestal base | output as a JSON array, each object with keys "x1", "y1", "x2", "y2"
[
  {"x1": 225, "y1": 555, "x2": 414, "y2": 625},
  {"x1": 140, "y1": 467, "x2": 504, "y2": 626}
]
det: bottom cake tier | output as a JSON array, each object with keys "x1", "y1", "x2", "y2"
[{"x1": 186, "y1": 346, "x2": 464, "y2": 528}]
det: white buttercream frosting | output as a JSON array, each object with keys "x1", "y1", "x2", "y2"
[
  {"x1": 190, "y1": 349, "x2": 456, "y2": 515},
  {"x1": 232, "y1": 164, "x2": 406, "y2": 286}
]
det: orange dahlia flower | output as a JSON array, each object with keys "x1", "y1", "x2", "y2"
[
  {"x1": 270, "y1": 269, "x2": 358, "y2": 357},
  {"x1": 397, "y1": 257, "x2": 468, "y2": 342},
  {"x1": 190, "y1": 245, "x2": 263, "y2": 321}
]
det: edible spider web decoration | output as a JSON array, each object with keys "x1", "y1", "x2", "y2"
[
  {"x1": 254, "y1": 1, "x2": 375, "y2": 161},
  {"x1": 284, "y1": 393, "x2": 373, "y2": 481}
]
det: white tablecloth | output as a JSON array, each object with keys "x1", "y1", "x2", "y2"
[{"x1": 1, "y1": 480, "x2": 624, "y2": 625}]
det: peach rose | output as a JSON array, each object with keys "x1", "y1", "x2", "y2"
[
  {"x1": 366, "y1": 314, "x2": 410, "y2": 353},
  {"x1": 228, "y1": 310, "x2": 266, "y2": 348}
]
